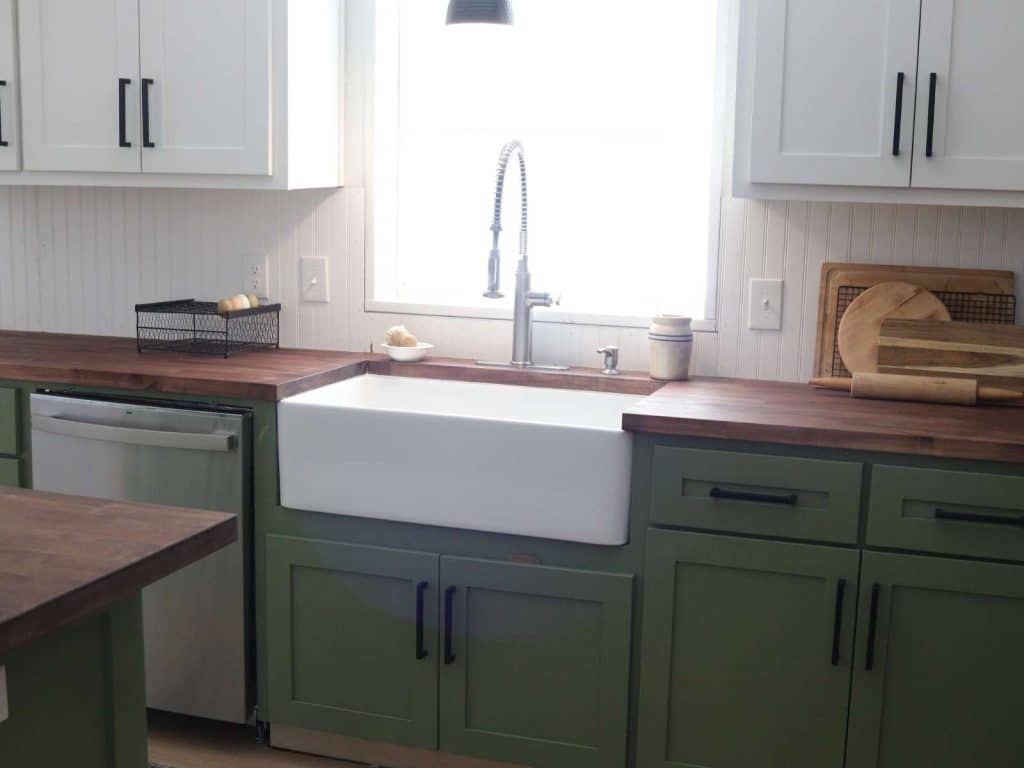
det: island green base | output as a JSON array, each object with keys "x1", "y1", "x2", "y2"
[{"x1": 0, "y1": 595, "x2": 148, "y2": 768}]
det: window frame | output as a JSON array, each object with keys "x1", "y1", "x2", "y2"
[{"x1": 350, "y1": 0, "x2": 728, "y2": 333}]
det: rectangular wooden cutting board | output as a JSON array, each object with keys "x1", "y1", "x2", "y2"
[
  {"x1": 878, "y1": 319, "x2": 1024, "y2": 390},
  {"x1": 814, "y1": 263, "x2": 1016, "y2": 378}
]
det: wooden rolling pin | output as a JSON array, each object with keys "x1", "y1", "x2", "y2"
[{"x1": 810, "y1": 372, "x2": 1023, "y2": 406}]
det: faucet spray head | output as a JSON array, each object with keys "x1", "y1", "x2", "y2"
[{"x1": 484, "y1": 248, "x2": 504, "y2": 298}]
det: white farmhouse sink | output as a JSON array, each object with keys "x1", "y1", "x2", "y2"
[{"x1": 278, "y1": 374, "x2": 644, "y2": 545}]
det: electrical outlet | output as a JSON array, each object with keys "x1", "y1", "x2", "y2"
[
  {"x1": 749, "y1": 278, "x2": 784, "y2": 330},
  {"x1": 244, "y1": 258, "x2": 270, "y2": 300},
  {"x1": 301, "y1": 258, "x2": 329, "y2": 303}
]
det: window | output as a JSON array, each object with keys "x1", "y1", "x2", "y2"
[{"x1": 369, "y1": 0, "x2": 726, "y2": 327}]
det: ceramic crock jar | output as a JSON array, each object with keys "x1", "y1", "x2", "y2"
[{"x1": 648, "y1": 315, "x2": 693, "y2": 380}]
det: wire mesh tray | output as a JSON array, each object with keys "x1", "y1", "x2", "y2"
[{"x1": 136, "y1": 299, "x2": 281, "y2": 357}]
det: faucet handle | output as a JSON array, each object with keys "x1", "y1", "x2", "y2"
[{"x1": 597, "y1": 346, "x2": 620, "y2": 376}]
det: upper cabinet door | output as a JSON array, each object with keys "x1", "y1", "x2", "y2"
[
  {"x1": 0, "y1": 0, "x2": 20, "y2": 171},
  {"x1": 139, "y1": 0, "x2": 271, "y2": 176},
  {"x1": 914, "y1": 1, "x2": 1024, "y2": 191},
  {"x1": 18, "y1": 0, "x2": 141, "y2": 172},
  {"x1": 749, "y1": 0, "x2": 921, "y2": 187}
]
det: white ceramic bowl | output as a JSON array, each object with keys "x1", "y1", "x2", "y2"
[{"x1": 381, "y1": 342, "x2": 434, "y2": 362}]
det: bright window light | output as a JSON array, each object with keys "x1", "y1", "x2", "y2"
[{"x1": 372, "y1": 0, "x2": 724, "y2": 322}]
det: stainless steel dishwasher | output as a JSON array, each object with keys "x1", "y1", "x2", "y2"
[{"x1": 30, "y1": 391, "x2": 253, "y2": 724}]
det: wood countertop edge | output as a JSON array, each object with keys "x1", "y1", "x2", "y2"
[
  {"x1": 620, "y1": 412, "x2": 1024, "y2": 464},
  {"x1": 0, "y1": 515, "x2": 237, "y2": 659}
]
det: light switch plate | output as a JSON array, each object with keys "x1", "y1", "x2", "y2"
[
  {"x1": 300, "y1": 258, "x2": 329, "y2": 303},
  {"x1": 749, "y1": 278, "x2": 783, "y2": 330},
  {"x1": 0, "y1": 666, "x2": 8, "y2": 723}
]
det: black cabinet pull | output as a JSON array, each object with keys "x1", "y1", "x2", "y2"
[
  {"x1": 925, "y1": 73, "x2": 937, "y2": 158},
  {"x1": 709, "y1": 487, "x2": 798, "y2": 506},
  {"x1": 892, "y1": 72, "x2": 905, "y2": 156},
  {"x1": 443, "y1": 585, "x2": 456, "y2": 665},
  {"x1": 0, "y1": 80, "x2": 8, "y2": 148},
  {"x1": 142, "y1": 78, "x2": 155, "y2": 148},
  {"x1": 415, "y1": 581, "x2": 429, "y2": 660},
  {"x1": 118, "y1": 78, "x2": 132, "y2": 148},
  {"x1": 865, "y1": 584, "x2": 881, "y2": 671},
  {"x1": 831, "y1": 578, "x2": 846, "y2": 666},
  {"x1": 935, "y1": 508, "x2": 1024, "y2": 528}
]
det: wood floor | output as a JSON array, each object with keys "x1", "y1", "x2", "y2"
[{"x1": 148, "y1": 711, "x2": 370, "y2": 768}]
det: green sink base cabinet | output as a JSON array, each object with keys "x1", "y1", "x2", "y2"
[
  {"x1": 0, "y1": 596, "x2": 147, "y2": 768},
  {"x1": 266, "y1": 535, "x2": 634, "y2": 768}
]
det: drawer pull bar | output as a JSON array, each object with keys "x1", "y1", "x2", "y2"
[
  {"x1": 709, "y1": 487, "x2": 798, "y2": 506},
  {"x1": 415, "y1": 581, "x2": 429, "y2": 661},
  {"x1": 935, "y1": 508, "x2": 1024, "y2": 528},
  {"x1": 865, "y1": 584, "x2": 881, "y2": 672},
  {"x1": 892, "y1": 72, "x2": 905, "y2": 156},
  {"x1": 443, "y1": 585, "x2": 457, "y2": 665},
  {"x1": 831, "y1": 579, "x2": 846, "y2": 667},
  {"x1": 925, "y1": 72, "x2": 937, "y2": 158}
]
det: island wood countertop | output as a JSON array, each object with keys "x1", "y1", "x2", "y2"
[
  {"x1": 622, "y1": 377, "x2": 1024, "y2": 464},
  {"x1": 0, "y1": 331, "x2": 368, "y2": 400},
  {"x1": 0, "y1": 488, "x2": 236, "y2": 657}
]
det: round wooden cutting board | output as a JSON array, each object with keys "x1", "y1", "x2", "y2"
[{"x1": 837, "y1": 282, "x2": 951, "y2": 373}]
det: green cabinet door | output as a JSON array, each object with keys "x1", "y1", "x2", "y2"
[
  {"x1": 438, "y1": 556, "x2": 633, "y2": 768},
  {"x1": 0, "y1": 387, "x2": 18, "y2": 457},
  {"x1": 0, "y1": 458, "x2": 19, "y2": 487},
  {"x1": 637, "y1": 530, "x2": 860, "y2": 768},
  {"x1": 847, "y1": 551, "x2": 1024, "y2": 768},
  {"x1": 265, "y1": 535, "x2": 439, "y2": 749}
]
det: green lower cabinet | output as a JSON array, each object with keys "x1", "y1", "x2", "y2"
[
  {"x1": 0, "y1": 458, "x2": 18, "y2": 487},
  {"x1": 0, "y1": 387, "x2": 18, "y2": 457},
  {"x1": 265, "y1": 535, "x2": 440, "y2": 749},
  {"x1": 846, "y1": 551, "x2": 1024, "y2": 768},
  {"x1": 637, "y1": 529, "x2": 860, "y2": 768},
  {"x1": 439, "y1": 556, "x2": 633, "y2": 768}
]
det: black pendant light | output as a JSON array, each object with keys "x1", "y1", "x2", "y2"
[{"x1": 446, "y1": 0, "x2": 513, "y2": 26}]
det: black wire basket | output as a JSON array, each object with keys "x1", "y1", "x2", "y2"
[{"x1": 136, "y1": 299, "x2": 281, "y2": 357}]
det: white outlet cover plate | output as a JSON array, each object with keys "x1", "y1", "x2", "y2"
[
  {"x1": 749, "y1": 278, "x2": 783, "y2": 330},
  {"x1": 244, "y1": 257, "x2": 270, "y2": 300},
  {"x1": 301, "y1": 258, "x2": 329, "y2": 303}
]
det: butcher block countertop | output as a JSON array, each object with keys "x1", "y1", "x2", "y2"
[
  {"x1": 623, "y1": 377, "x2": 1024, "y2": 464},
  {"x1": 0, "y1": 331, "x2": 367, "y2": 400},
  {"x1": 0, "y1": 331, "x2": 1022, "y2": 463},
  {"x1": 0, "y1": 488, "x2": 236, "y2": 657}
]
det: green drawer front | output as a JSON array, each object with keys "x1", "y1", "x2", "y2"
[
  {"x1": 868, "y1": 465, "x2": 1024, "y2": 563},
  {"x1": 651, "y1": 446, "x2": 862, "y2": 543},
  {"x1": 0, "y1": 387, "x2": 18, "y2": 456},
  {"x1": 0, "y1": 457, "x2": 19, "y2": 487}
]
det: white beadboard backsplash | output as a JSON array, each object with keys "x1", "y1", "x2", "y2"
[{"x1": 0, "y1": 186, "x2": 1021, "y2": 383}]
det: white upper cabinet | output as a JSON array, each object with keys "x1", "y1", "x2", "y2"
[
  {"x1": 139, "y1": 0, "x2": 271, "y2": 176},
  {"x1": 748, "y1": 0, "x2": 921, "y2": 187},
  {"x1": 8, "y1": 0, "x2": 342, "y2": 189},
  {"x1": 19, "y1": 0, "x2": 141, "y2": 173},
  {"x1": 0, "y1": 0, "x2": 19, "y2": 171},
  {"x1": 913, "y1": 0, "x2": 1024, "y2": 192}
]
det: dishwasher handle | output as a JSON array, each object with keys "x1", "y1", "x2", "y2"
[{"x1": 33, "y1": 414, "x2": 234, "y2": 452}]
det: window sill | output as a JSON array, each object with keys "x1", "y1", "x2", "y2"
[{"x1": 364, "y1": 299, "x2": 717, "y2": 332}]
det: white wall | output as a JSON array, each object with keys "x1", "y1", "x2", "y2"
[{"x1": 0, "y1": 184, "x2": 1020, "y2": 382}]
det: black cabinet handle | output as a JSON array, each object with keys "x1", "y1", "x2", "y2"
[
  {"x1": 415, "y1": 581, "x2": 429, "y2": 660},
  {"x1": 925, "y1": 73, "x2": 937, "y2": 158},
  {"x1": 892, "y1": 72, "x2": 905, "y2": 156},
  {"x1": 709, "y1": 487, "x2": 798, "y2": 506},
  {"x1": 142, "y1": 78, "x2": 155, "y2": 148},
  {"x1": 935, "y1": 508, "x2": 1024, "y2": 528},
  {"x1": 118, "y1": 78, "x2": 132, "y2": 148},
  {"x1": 443, "y1": 585, "x2": 456, "y2": 665},
  {"x1": 831, "y1": 578, "x2": 846, "y2": 666},
  {"x1": 0, "y1": 80, "x2": 8, "y2": 148},
  {"x1": 865, "y1": 584, "x2": 881, "y2": 671}
]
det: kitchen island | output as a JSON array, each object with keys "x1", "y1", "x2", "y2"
[{"x1": 0, "y1": 487, "x2": 236, "y2": 768}]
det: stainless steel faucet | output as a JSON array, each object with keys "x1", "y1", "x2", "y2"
[{"x1": 477, "y1": 141, "x2": 568, "y2": 371}]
